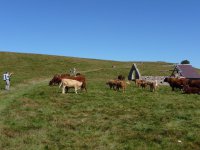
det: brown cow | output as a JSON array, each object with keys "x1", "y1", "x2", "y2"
[
  {"x1": 188, "y1": 80, "x2": 200, "y2": 88},
  {"x1": 183, "y1": 85, "x2": 200, "y2": 94},
  {"x1": 116, "y1": 80, "x2": 127, "y2": 93},
  {"x1": 118, "y1": 75, "x2": 125, "y2": 80},
  {"x1": 106, "y1": 79, "x2": 126, "y2": 93},
  {"x1": 49, "y1": 74, "x2": 70, "y2": 86},
  {"x1": 135, "y1": 79, "x2": 146, "y2": 87},
  {"x1": 106, "y1": 80, "x2": 117, "y2": 90},
  {"x1": 141, "y1": 82, "x2": 148, "y2": 89},
  {"x1": 164, "y1": 77, "x2": 189, "y2": 91}
]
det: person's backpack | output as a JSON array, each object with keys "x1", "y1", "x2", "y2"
[{"x1": 3, "y1": 74, "x2": 6, "y2": 81}]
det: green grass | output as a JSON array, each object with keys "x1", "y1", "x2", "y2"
[{"x1": 0, "y1": 52, "x2": 200, "y2": 150}]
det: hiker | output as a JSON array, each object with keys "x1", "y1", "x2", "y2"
[
  {"x1": 73, "y1": 68, "x2": 76, "y2": 76},
  {"x1": 3, "y1": 72, "x2": 13, "y2": 90},
  {"x1": 69, "y1": 69, "x2": 72, "y2": 75}
]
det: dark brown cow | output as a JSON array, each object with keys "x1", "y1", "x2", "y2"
[
  {"x1": 118, "y1": 75, "x2": 125, "y2": 80},
  {"x1": 183, "y1": 85, "x2": 200, "y2": 94},
  {"x1": 106, "y1": 80, "x2": 117, "y2": 90},
  {"x1": 49, "y1": 74, "x2": 70, "y2": 86},
  {"x1": 188, "y1": 80, "x2": 200, "y2": 88},
  {"x1": 164, "y1": 77, "x2": 189, "y2": 91},
  {"x1": 106, "y1": 79, "x2": 126, "y2": 92}
]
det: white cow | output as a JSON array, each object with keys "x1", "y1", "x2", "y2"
[{"x1": 59, "y1": 79, "x2": 83, "y2": 94}]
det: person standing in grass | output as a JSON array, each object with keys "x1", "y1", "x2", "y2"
[
  {"x1": 73, "y1": 68, "x2": 76, "y2": 76},
  {"x1": 3, "y1": 72, "x2": 13, "y2": 90}
]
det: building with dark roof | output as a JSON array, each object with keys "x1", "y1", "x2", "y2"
[{"x1": 171, "y1": 64, "x2": 200, "y2": 79}]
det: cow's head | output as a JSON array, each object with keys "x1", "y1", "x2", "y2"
[
  {"x1": 164, "y1": 77, "x2": 170, "y2": 82},
  {"x1": 49, "y1": 75, "x2": 61, "y2": 86}
]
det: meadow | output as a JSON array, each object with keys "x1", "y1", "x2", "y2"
[{"x1": 0, "y1": 52, "x2": 200, "y2": 150}]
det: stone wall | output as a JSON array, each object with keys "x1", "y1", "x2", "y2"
[{"x1": 141, "y1": 76, "x2": 169, "y2": 85}]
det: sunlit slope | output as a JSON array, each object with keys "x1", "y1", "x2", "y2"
[{"x1": 0, "y1": 52, "x2": 174, "y2": 85}]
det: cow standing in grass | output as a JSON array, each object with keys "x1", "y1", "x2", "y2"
[
  {"x1": 107, "y1": 74, "x2": 127, "y2": 92},
  {"x1": 146, "y1": 80, "x2": 158, "y2": 92},
  {"x1": 183, "y1": 85, "x2": 200, "y2": 94},
  {"x1": 116, "y1": 80, "x2": 127, "y2": 93},
  {"x1": 49, "y1": 74, "x2": 70, "y2": 86},
  {"x1": 106, "y1": 80, "x2": 117, "y2": 90},
  {"x1": 49, "y1": 73, "x2": 87, "y2": 92},
  {"x1": 135, "y1": 79, "x2": 146, "y2": 88},
  {"x1": 164, "y1": 77, "x2": 189, "y2": 91},
  {"x1": 59, "y1": 79, "x2": 83, "y2": 94},
  {"x1": 188, "y1": 80, "x2": 200, "y2": 88}
]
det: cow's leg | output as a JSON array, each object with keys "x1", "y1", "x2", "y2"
[
  {"x1": 62, "y1": 86, "x2": 66, "y2": 94},
  {"x1": 75, "y1": 87, "x2": 78, "y2": 94},
  {"x1": 84, "y1": 86, "x2": 87, "y2": 92},
  {"x1": 172, "y1": 86, "x2": 175, "y2": 91},
  {"x1": 65, "y1": 87, "x2": 69, "y2": 93}
]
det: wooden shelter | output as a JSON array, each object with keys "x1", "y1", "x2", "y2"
[
  {"x1": 171, "y1": 64, "x2": 200, "y2": 80},
  {"x1": 128, "y1": 63, "x2": 141, "y2": 81}
]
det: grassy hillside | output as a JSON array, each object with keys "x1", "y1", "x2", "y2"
[
  {"x1": 0, "y1": 52, "x2": 200, "y2": 150},
  {"x1": 0, "y1": 52, "x2": 173, "y2": 88}
]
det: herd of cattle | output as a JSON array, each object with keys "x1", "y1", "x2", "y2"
[
  {"x1": 49, "y1": 73, "x2": 200, "y2": 95},
  {"x1": 164, "y1": 77, "x2": 200, "y2": 94}
]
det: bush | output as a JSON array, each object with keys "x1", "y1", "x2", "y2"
[{"x1": 181, "y1": 60, "x2": 190, "y2": 64}]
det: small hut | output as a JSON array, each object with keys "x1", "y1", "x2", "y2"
[
  {"x1": 128, "y1": 63, "x2": 141, "y2": 81},
  {"x1": 171, "y1": 64, "x2": 200, "y2": 80}
]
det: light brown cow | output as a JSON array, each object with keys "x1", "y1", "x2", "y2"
[
  {"x1": 135, "y1": 79, "x2": 146, "y2": 87},
  {"x1": 147, "y1": 80, "x2": 158, "y2": 92},
  {"x1": 116, "y1": 80, "x2": 127, "y2": 93},
  {"x1": 59, "y1": 79, "x2": 83, "y2": 94}
]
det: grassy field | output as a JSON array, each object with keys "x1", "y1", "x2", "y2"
[{"x1": 0, "y1": 52, "x2": 200, "y2": 150}]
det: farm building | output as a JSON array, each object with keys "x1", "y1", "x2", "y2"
[
  {"x1": 171, "y1": 64, "x2": 200, "y2": 80},
  {"x1": 128, "y1": 63, "x2": 141, "y2": 81}
]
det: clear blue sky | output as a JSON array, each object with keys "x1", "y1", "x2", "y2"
[{"x1": 0, "y1": 0, "x2": 200, "y2": 68}]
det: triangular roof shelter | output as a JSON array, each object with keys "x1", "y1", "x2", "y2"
[
  {"x1": 128, "y1": 63, "x2": 141, "y2": 81},
  {"x1": 171, "y1": 64, "x2": 200, "y2": 79}
]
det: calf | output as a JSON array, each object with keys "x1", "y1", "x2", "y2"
[{"x1": 59, "y1": 79, "x2": 83, "y2": 94}]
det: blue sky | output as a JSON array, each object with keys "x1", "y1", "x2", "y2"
[{"x1": 0, "y1": 0, "x2": 200, "y2": 68}]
